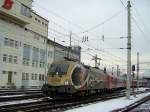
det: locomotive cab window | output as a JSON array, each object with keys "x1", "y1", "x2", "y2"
[{"x1": 48, "y1": 63, "x2": 69, "y2": 76}]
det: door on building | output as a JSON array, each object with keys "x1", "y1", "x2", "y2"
[{"x1": 8, "y1": 71, "x2": 12, "y2": 84}]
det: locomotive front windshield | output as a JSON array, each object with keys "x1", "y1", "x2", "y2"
[{"x1": 48, "y1": 63, "x2": 69, "y2": 76}]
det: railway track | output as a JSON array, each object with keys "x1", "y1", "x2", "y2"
[
  {"x1": 0, "y1": 93, "x2": 45, "y2": 102},
  {"x1": 0, "y1": 92, "x2": 121, "y2": 112},
  {"x1": 113, "y1": 95, "x2": 150, "y2": 112},
  {"x1": 0, "y1": 89, "x2": 43, "y2": 102},
  {"x1": 0, "y1": 89, "x2": 149, "y2": 112},
  {"x1": 129, "y1": 99, "x2": 150, "y2": 112},
  {"x1": 0, "y1": 89, "x2": 42, "y2": 96}
]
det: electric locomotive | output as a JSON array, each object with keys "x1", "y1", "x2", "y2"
[{"x1": 42, "y1": 60, "x2": 110, "y2": 98}]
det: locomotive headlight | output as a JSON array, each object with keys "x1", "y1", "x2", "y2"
[{"x1": 64, "y1": 81, "x2": 69, "y2": 85}]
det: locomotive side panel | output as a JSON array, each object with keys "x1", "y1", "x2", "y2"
[{"x1": 87, "y1": 68, "x2": 108, "y2": 90}]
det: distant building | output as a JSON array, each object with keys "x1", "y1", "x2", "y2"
[
  {"x1": 0, "y1": 0, "x2": 81, "y2": 89},
  {"x1": 46, "y1": 40, "x2": 81, "y2": 73}
]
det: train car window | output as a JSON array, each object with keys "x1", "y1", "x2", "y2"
[{"x1": 48, "y1": 64, "x2": 69, "y2": 75}]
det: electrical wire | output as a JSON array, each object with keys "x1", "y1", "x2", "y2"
[
  {"x1": 80, "y1": 9, "x2": 125, "y2": 33},
  {"x1": 119, "y1": 0, "x2": 150, "y2": 45},
  {"x1": 33, "y1": 2, "x2": 85, "y2": 30},
  {"x1": 131, "y1": 1, "x2": 150, "y2": 36},
  {"x1": 132, "y1": 17, "x2": 150, "y2": 45}
]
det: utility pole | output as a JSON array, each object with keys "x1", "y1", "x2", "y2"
[
  {"x1": 95, "y1": 54, "x2": 98, "y2": 68},
  {"x1": 117, "y1": 65, "x2": 119, "y2": 76},
  {"x1": 70, "y1": 31, "x2": 72, "y2": 47},
  {"x1": 92, "y1": 54, "x2": 102, "y2": 68},
  {"x1": 68, "y1": 31, "x2": 72, "y2": 59},
  {"x1": 112, "y1": 67, "x2": 114, "y2": 75},
  {"x1": 54, "y1": 38, "x2": 56, "y2": 61},
  {"x1": 137, "y1": 52, "x2": 139, "y2": 90},
  {"x1": 126, "y1": 0, "x2": 132, "y2": 99}
]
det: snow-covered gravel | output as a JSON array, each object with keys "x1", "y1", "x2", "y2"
[
  {"x1": 0, "y1": 94, "x2": 25, "y2": 98},
  {"x1": 0, "y1": 98, "x2": 43, "y2": 106},
  {"x1": 66, "y1": 88, "x2": 150, "y2": 112}
]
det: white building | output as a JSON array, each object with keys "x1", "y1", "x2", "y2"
[
  {"x1": 0, "y1": 0, "x2": 49, "y2": 89},
  {"x1": 0, "y1": 0, "x2": 81, "y2": 89}
]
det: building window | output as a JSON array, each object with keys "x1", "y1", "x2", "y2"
[
  {"x1": 22, "y1": 72, "x2": 29, "y2": 80},
  {"x1": 39, "y1": 74, "x2": 44, "y2": 81},
  {"x1": 3, "y1": 54, "x2": 18, "y2": 64},
  {"x1": 40, "y1": 62, "x2": 45, "y2": 68},
  {"x1": 8, "y1": 55, "x2": 13, "y2": 63},
  {"x1": 4, "y1": 38, "x2": 9, "y2": 46},
  {"x1": 2, "y1": 71, "x2": 17, "y2": 75},
  {"x1": 21, "y1": 4, "x2": 31, "y2": 17},
  {"x1": 39, "y1": 74, "x2": 42, "y2": 81},
  {"x1": 14, "y1": 56, "x2": 17, "y2": 64},
  {"x1": 40, "y1": 49, "x2": 46, "y2": 68},
  {"x1": 38, "y1": 19, "x2": 41, "y2": 23},
  {"x1": 31, "y1": 74, "x2": 34, "y2": 80},
  {"x1": 42, "y1": 75, "x2": 45, "y2": 81},
  {"x1": 23, "y1": 44, "x2": 30, "y2": 66},
  {"x1": 32, "y1": 60, "x2": 38, "y2": 67},
  {"x1": 2, "y1": 71, "x2": 7, "y2": 74},
  {"x1": 48, "y1": 51, "x2": 53, "y2": 58},
  {"x1": 31, "y1": 74, "x2": 37, "y2": 80},
  {"x1": 10, "y1": 39, "x2": 14, "y2": 47},
  {"x1": 3, "y1": 54, "x2": 7, "y2": 62},
  {"x1": 23, "y1": 58, "x2": 29, "y2": 66},
  {"x1": 4, "y1": 38, "x2": 19, "y2": 49},
  {"x1": 32, "y1": 47, "x2": 39, "y2": 67},
  {"x1": 22, "y1": 73, "x2": 26, "y2": 80},
  {"x1": 26, "y1": 73, "x2": 29, "y2": 80},
  {"x1": 15, "y1": 41, "x2": 19, "y2": 48},
  {"x1": 34, "y1": 33, "x2": 40, "y2": 40},
  {"x1": 35, "y1": 74, "x2": 37, "y2": 80},
  {"x1": 32, "y1": 61, "x2": 34, "y2": 67},
  {"x1": 14, "y1": 72, "x2": 17, "y2": 75},
  {"x1": 45, "y1": 24, "x2": 47, "y2": 27}
]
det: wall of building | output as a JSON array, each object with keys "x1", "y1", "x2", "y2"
[
  {"x1": 0, "y1": 0, "x2": 49, "y2": 89},
  {"x1": 0, "y1": 17, "x2": 50, "y2": 88},
  {"x1": 0, "y1": 0, "x2": 81, "y2": 89}
]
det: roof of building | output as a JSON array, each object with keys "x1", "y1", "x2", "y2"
[
  {"x1": 47, "y1": 39, "x2": 81, "y2": 54},
  {"x1": 31, "y1": 10, "x2": 49, "y2": 22}
]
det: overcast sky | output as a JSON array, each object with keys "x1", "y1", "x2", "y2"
[{"x1": 33, "y1": 0, "x2": 150, "y2": 77}]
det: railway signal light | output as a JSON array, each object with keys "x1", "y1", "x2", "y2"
[
  {"x1": 132, "y1": 65, "x2": 135, "y2": 71},
  {"x1": 104, "y1": 67, "x2": 106, "y2": 73}
]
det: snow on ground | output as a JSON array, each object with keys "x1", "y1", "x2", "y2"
[
  {"x1": 135, "y1": 87, "x2": 150, "y2": 92},
  {"x1": 0, "y1": 98, "x2": 43, "y2": 106},
  {"x1": 66, "y1": 88, "x2": 150, "y2": 112}
]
